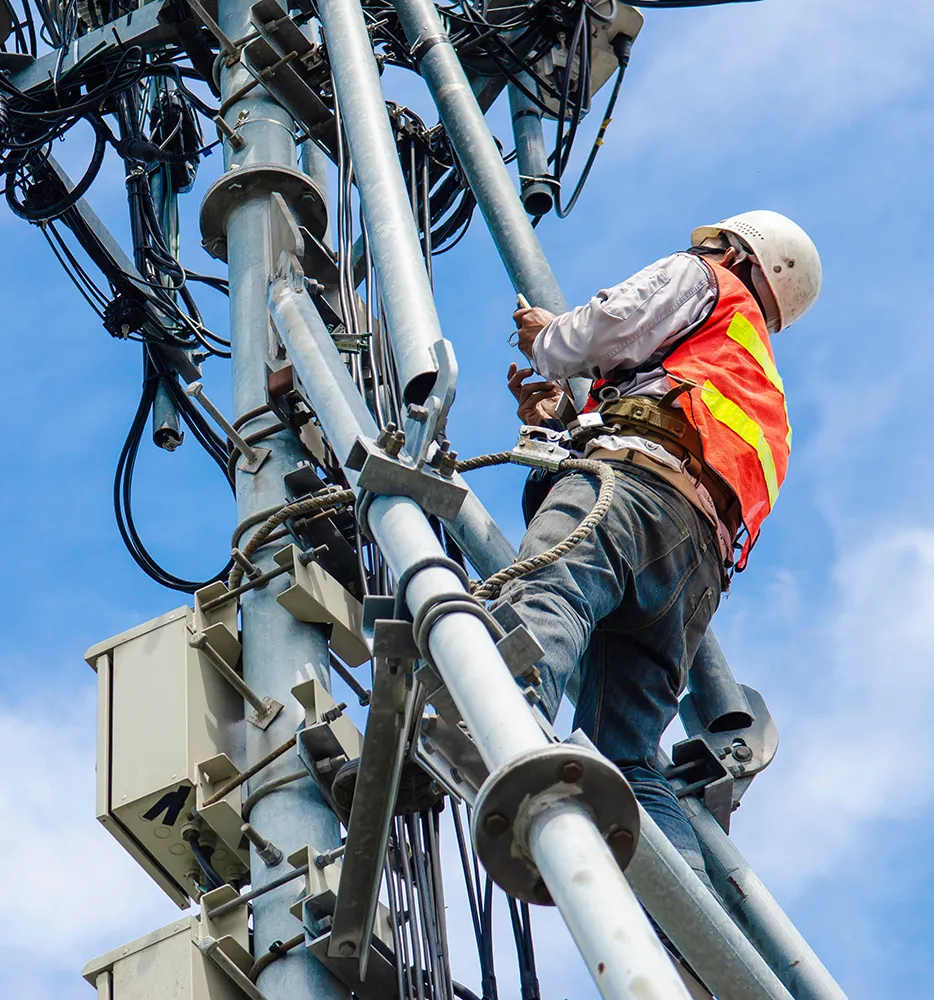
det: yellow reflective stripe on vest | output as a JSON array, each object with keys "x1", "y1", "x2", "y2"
[
  {"x1": 725, "y1": 313, "x2": 793, "y2": 449},
  {"x1": 700, "y1": 380, "x2": 780, "y2": 508}
]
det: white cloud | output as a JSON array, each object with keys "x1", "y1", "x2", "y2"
[
  {"x1": 0, "y1": 682, "x2": 603, "y2": 1000},
  {"x1": 620, "y1": 0, "x2": 934, "y2": 160},
  {"x1": 0, "y1": 689, "x2": 181, "y2": 998},
  {"x1": 729, "y1": 527, "x2": 934, "y2": 896}
]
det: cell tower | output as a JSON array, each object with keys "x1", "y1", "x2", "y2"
[{"x1": 1, "y1": 0, "x2": 848, "y2": 996}]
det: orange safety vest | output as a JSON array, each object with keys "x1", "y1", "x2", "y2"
[{"x1": 587, "y1": 261, "x2": 792, "y2": 569}]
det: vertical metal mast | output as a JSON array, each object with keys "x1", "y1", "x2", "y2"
[{"x1": 214, "y1": 2, "x2": 345, "y2": 996}]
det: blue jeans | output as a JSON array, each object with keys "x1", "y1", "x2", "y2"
[{"x1": 496, "y1": 461, "x2": 722, "y2": 882}]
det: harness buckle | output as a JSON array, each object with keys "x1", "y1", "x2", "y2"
[{"x1": 510, "y1": 425, "x2": 572, "y2": 472}]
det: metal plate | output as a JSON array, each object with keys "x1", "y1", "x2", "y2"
[
  {"x1": 472, "y1": 744, "x2": 639, "y2": 905},
  {"x1": 200, "y1": 164, "x2": 327, "y2": 259}
]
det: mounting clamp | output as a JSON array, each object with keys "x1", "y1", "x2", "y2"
[{"x1": 345, "y1": 435, "x2": 468, "y2": 520}]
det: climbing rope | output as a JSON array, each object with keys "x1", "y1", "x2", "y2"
[
  {"x1": 457, "y1": 454, "x2": 617, "y2": 601},
  {"x1": 227, "y1": 456, "x2": 613, "y2": 600}
]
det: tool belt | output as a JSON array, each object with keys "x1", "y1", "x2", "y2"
[{"x1": 575, "y1": 394, "x2": 742, "y2": 543}]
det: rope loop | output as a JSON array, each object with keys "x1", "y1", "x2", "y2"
[{"x1": 457, "y1": 454, "x2": 617, "y2": 601}]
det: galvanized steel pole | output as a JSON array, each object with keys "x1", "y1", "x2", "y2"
[
  {"x1": 214, "y1": 5, "x2": 345, "y2": 997},
  {"x1": 678, "y1": 790, "x2": 849, "y2": 1000},
  {"x1": 316, "y1": 0, "x2": 442, "y2": 405},
  {"x1": 528, "y1": 800, "x2": 692, "y2": 1000},
  {"x1": 391, "y1": 0, "x2": 566, "y2": 315},
  {"x1": 627, "y1": 807, "x2": 795, "y2": 1000}
]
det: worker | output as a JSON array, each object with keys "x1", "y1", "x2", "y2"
[{"x1": 499, "y1": 211, "x2": 821, "y2": 885}]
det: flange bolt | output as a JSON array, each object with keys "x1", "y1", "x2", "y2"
[
  {"x1": 483, "y1": 812, "x2": 509, "y2": 837},
  {"x1": 560, "y1": 760, "x2": 583, "y2": 783}
]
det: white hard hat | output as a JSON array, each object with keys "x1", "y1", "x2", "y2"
[{"x1": 691, "y1": 210, "x2": 821, "y2": 333}]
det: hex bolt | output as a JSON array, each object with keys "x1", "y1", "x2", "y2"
[
  {"x1": 320, "y1": 701, "x2": 348, "y2": 724},
  {"x1": 407, "y1": 404, "x2": 429, "y2": 423},
  {"x1": 375, "y1": 422, "x2": 397, "y2": 448},
  {"x1": 231, "y1": 547, "x2": 263, "y2": 581},
  {"x1": 241, "y1": 823, "x2": 283, "y2": 868},
  {"x1": 483, "y1": 812, "x2": 509, "y2": 837},
  {"x1": 338, "y1": 941, "x2": 356, "y2": 957},
  {"x1": 560, "y1": 760, "x2": 583, "y2": 783},
  {"x1": 384, "y1": 430, "x2": 406, "y2": 458},
  {"x1": 298, "y1": 543, "x2": 330, "y2": 566},
  {"x1": 314, "y1": 844, "x2": 346, "y2": 869},
  {"x1": 607, "y1": 827, "x2": 634, "y2": 852},
  {"x1": 732, "y1": 745, "x2": 753, "y2": 762}
]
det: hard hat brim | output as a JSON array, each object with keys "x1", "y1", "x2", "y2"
[{"x1": 690, "y1": 224, "x2": 728, "y2": 246}]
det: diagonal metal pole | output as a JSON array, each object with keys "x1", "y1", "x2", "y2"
[
  {"x1": 210, "y1": 3, "x2": 346, "y2": 997},
  {"x1": 388, "y1": 0, "x2": 589, "y2": 409},
  {"x1": 316, "y1": 0, "x2": 442, "y2": 406},
  {"x1": 672, "y1": 770, "x2": 849, "y2": 1000}
]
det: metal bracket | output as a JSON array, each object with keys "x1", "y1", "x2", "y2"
[
  {"x1": 679, "y1": 684, "x2": 779, "y2": 813},
  {"x1": 328, "y1": 649, "x2": 418, "y2": 974},
  {"x1": 294, "y1": 678, "x2": 364, "y2": 772},
  {"x1": 360, "y1": 596, "x2": 418, "y2": 656},
  {"x1": 345, "y1": 435, "x2": 468, "y2": 520},
  {"x1": 415, "y1": 710, "x2": 487, "y2": 804},
  {"x1": 274, "y1": 545, "x2": 370, "y2": 666},
  {"x1": 403, "y1": 338, "x2": 458, "y2": 468},
  {"x1": 667, "y1": 736, "x2": 735, "y2": 833},
  {"x1": 490, "y1": 602, "x2": 544, "y2": 684},
  {"x1": 242, "y1": 34, "x2": 336, "y2": 154},
  {"x1": 510, "y1": 424, "x2": 572, "y2": 471},
  {"x1": 246, "y1": 0, "x2": 337, "y2": 154}
]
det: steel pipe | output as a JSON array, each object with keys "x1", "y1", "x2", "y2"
[
  {"x1": 216, "y1": 1, "x2": 345, "y2": 993},
  {"x1": 389, "y1": 0, "x2": 588, "y2": 409},
  {"x1": 677, "y1": 789, "x2": 849, "y2": 1000},
  {"x1": 391, "y1": 0, "x2": 564, "y2": 314},
  {"x1": 628, "y1": 807, "x2": 794, "y2": 1000},
  {"x1": 317, "y1": 0, "x2": 441, "y2": 404},
  {"x1": 367, "y1": 494, "x2": 550, "y2": 770},
  {"x1": 443, "y1": 486, "x2": 518, "y2": 580},
  {"x1": 528, "y1": 799, "x2": 692, "y2": 1000},
  {"x1": 509, "y1": 73, "x2": 554, "y2": 217},
  {"x1": 687, "y1": 630, "x2": 755, "y2": 732}
]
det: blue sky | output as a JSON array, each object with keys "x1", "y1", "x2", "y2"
[{"x1": 2, "y1": 0, "x2": 933, "y2": 996}]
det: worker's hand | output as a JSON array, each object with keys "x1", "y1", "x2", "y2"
[
  {"x1": 507, "y1": 363, "x2": 563, "y2": 425},
  {"x1": 512, "y1": 306, "x2": 556, "y2": 359}
]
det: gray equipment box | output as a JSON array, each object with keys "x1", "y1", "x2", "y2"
[
  {"x1": 86, "y1": 584, "x2": 250, "y2": 907},
  {"x1": 82, "y1": 910, "x2": 250, "y2": 1000}
]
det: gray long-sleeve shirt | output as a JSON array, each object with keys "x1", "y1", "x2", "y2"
[
  {"x1": 530, "y1": 251, "x2": 733, "y2": 557},
  {"x1": 531, "y1": 251, "x2": 717, "y2": 387}
]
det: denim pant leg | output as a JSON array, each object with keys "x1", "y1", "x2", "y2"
[
  {"x1": 573, "y1": 630, "x2": 711, "y2": 882},
  {"x1": 496, "y1": 462, "x2": 722, "y2": 881}
]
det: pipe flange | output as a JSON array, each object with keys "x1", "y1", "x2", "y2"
[
  {"x1": 472, "y1": 744, "x2": 639, "y2": 905},
  {"x1": 200, "y1": 164, "x2": 327, "y2": 261}
]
